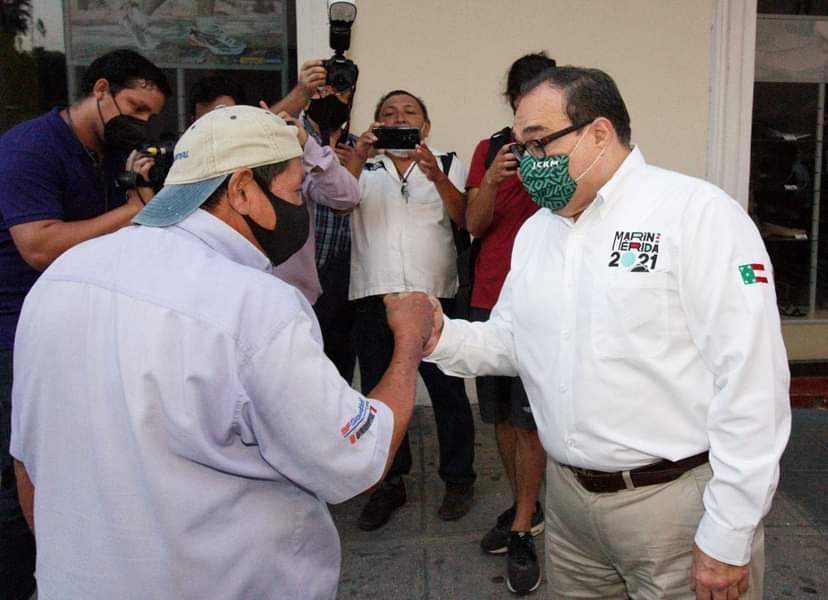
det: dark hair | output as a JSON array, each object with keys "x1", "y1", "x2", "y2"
[
  {"x1": 373, "y1": 90, "x2": 430, "y2": 122},
  {"x1": 521, "y1": 66, "x2": 632, "y2": 146},
  {"x1": 80, "y1": 49, "x2": 171, "y2": 97},
  {"x1": 188, "y1": 75, "x2": 248, "y2": 118},
  {"x1": 200, "y1": 161, "x2": 292, "y2": 211},
  {"x1": 505, "y1": 52, "x2": 556, "y2": 111}
]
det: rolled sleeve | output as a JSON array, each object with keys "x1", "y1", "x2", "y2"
[
  {"x1": 302, "y1": 136, "x2": 360, "y2": 211},
  {"x1": 680, "y1": 193, "x2": 791, "y2": 565},
  {"x1": 0, "y1": 150, "x2": 65, "y2": 226}
]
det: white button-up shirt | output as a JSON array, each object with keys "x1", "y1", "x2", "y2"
[
  {"x1": 11, "y1": 209, "x2": 392, "y2": 600},
  {"x1": 427, "y1": 147, "x2": 791, "y2": 566},
  {"x1": 349, "y1": 150, "x2": 467, "y2": 299}
]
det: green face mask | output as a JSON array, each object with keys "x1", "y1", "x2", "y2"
[
  {"x1": 519, "y1": 153, "x2": 577, "y2": 211},
  {"x1": 518, "y1": 127, "x2": 605, "y2": 212}
]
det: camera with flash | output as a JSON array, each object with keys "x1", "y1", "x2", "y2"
[{"x1": 323, "y1": 0, "x2": 359, "y2": 92}]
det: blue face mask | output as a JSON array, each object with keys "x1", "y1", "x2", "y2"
[{"x1": 518, "y1": 127, "x2": 604, "y2": 212}]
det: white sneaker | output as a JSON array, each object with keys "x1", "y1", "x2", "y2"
[
  {"x1": 188, "y1": 22, "x2": 246, "y2": 56},
  {"x1": 120, "y1": 10, "x2": 160, "y2": 51}
]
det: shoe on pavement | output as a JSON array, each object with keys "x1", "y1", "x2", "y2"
[
  {"x1": 357, "y1": 477, "x2": 406, "y2": 531},
  {"x1": 438, "y1": 482, "x2": 474, "y2": 521},
  {"x1": 188, "y1": 22, "x2": 246, "y2": 56},
  {"x1": 506, "y1": 531, "x2": 541, "y2": 595},
  {"x1": 120, "y1": 12, "x2": 160, "y2": 50},
  {"x1": 480, "y1": 501, "x2": 545, "y2": 554}
]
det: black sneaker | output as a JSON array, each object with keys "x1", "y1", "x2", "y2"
[
  {"x1": 357, "y1": 477, "x2": 406, "y2": 531},
  {"x1": 480, "y1": 502, "x2": 545, "y2": 554},
  {"x1": 437, "y1": 482, "x2": 474, "y2": 520},
  {"x1": 506, "y1": 531, "x2": 541, "y2": 595}
]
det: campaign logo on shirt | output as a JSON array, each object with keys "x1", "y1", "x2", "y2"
[
  {"x1": 341, "y1": 398, "x2": 378, "y2": 445},
  {"x1": 608, "y1": 231, "x2": 661, "y2": 272},
  {"x1": 739, "y1": 263, "x2": 769, "y2": 285}
]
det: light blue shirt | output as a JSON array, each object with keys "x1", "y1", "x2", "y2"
[{"x1": 11, "y1": 209, "x2": 392, "y2": 599}]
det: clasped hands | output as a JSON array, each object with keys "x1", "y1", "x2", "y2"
[{"x1": 383, "y1": 292, "x2": 444, "y2": 356}]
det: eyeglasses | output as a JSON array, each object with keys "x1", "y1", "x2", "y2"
[{"x1": 510, "y1": 120, "x2": 593, "y2": 160}]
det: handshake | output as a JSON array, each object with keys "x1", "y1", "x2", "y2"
[{"x1": 383, "y1": 292, "x2": 443, "y2": 356}]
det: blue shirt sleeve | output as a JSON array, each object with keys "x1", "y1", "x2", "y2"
[{"x1": 0, "y1": 148, "x2": 66, "y2": 226}]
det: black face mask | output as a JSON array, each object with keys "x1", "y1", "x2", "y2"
[
  {"x1": 98, "y1": 94, "x2": 149, "y2": 153},
  {"x1": 306, "y1": 94, "x2": 350, "y2": 132},
  {"x1": 243, "y1": 174, "x2": 309, "y2": 267}
]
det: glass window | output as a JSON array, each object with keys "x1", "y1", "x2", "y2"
[{"x1": 1, "y1": 1, "x2": 296, "y2": 137}]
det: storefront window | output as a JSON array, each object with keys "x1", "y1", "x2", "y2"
[
  {"x1": 753, "y1": 6, "x2": 828, "y2": 318},
  {"x1": 1, "y1": 1, "x2": 296, "y2": 138}
]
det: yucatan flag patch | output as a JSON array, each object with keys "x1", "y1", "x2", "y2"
[{"x1": 739, "y1": 263, "x2": 769, "y2": 285}]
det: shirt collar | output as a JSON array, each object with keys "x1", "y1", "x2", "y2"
[
  {"x1": 594, "y1": 145, "x2": 646, "y2": 218},
  {"x1": 173, "y1": 209, "x2": 272, "y2": 273}
]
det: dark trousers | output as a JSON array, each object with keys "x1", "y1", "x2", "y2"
[
  {"x1": 313, "y1": 252, "x2": 356, "y2": 384},
  {"x1": 354, "y1": 296, "x2": 476, "y2": 486},
  {"x1": 0, "y1": 350, "x2": 36, "y2": 600}
]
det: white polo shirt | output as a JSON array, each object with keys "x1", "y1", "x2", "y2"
[
  {"x1": 349, "y1": 150, "x2": 467, "y2": 300},
  {"x1": 427, "y1": 147, "x2": 791, "y2": 566},
  {"x1": 10, "y1": 209, "x2": 392, "y2": 600}
]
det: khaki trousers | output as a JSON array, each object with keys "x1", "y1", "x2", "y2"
[{"x1": 544, "y1": 460, "x2": 765, "y2": 599}]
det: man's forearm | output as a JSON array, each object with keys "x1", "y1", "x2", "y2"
[
  {"x1": 367, "y1": 334, "x2": 422, "y2": 476},
  {"x1": 346, "y1": 152, "x2": 367, "y2": 179},
  {"x1": 465, "y1": 183, "x2": 497, "y2": 237},
  {"x1": 435, "y1": 175, "x2": 467, "y2": 228},
  {"x1": 270, "y1": 86, "x2": 311, "y2": 119},
  {"x1": 14, "y1": 460, "x2": 34, "y2": 533},
  {"x1": 11, "y1": 203, "x2": 140, "y2": 271}
]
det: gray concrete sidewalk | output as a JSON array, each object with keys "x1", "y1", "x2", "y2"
[{"x1": 332, "y1": 407, "x2": 828, "y2": 599}]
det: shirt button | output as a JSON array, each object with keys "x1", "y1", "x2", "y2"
[
  {"x1": 559, "y1": 383, "x2": 568, "y2": 393},
  {"x1": 562, "y1": 330, "x2": 571, "y2": 340},
  {"x1": 567, "y1": 439, "x2": 576, "y2": 448}
]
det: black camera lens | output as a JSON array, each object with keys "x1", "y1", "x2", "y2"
[{"x1": 324, "y1": 56, "x2": 358, "y2": 92}]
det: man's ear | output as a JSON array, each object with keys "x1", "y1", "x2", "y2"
[
  {"x1": 591, "y1": 117, "x2": 615, "y2": 148},
  {"x1": 226, "y1": 169, "x2": 256, "y2": 216},
  {"x1": 93, "y1": 78, "x2": 110, "y2": 102},
  {"x1": 421, "y1": 120, "x2": 431, "y2": 140}
]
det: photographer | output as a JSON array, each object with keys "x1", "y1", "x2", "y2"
[
  {"x1": 345, "y1": 90, "x2": 476, "y2": 531},
  {"x1": 0, "y1": 48, "x2": 169, "y2": 599}
]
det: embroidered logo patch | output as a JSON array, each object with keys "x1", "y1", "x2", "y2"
[
  {"x1": 608, "y1": 231, "x2": 661, "y2": 272},
  {"x1": 739, "y1": 263, "x2": 769, "y2": 285},
  {"x1": 341, "y1": 398, "x2": 378, "y2": 445}
]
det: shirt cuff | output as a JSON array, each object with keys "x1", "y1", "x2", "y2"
[
  {"x1": 302, "y1": 135, "x2": 334, "y2": 172},
  {"x1": 694, "y1": 511, "x2": 756, "y2": 566},
  {"x1": 424, "y1": 316, "x2": 461, "y2": 364}
]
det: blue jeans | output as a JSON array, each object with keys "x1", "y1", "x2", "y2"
[
  {"x1": 354, "y1": 297, "x2": 476, "y2": 486},
  {"x1": 0, "y1": 349, "x2": 36, "y2": 600}
]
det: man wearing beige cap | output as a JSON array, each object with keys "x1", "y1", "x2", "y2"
[{"x1": 9, "y1": 105, "x2": 433, "y2": 600}]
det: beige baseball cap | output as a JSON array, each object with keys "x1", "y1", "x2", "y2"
[{"x1": 133, "y1": 104, "x2": 303, "y2": 227}]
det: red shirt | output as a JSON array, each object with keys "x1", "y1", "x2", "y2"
[{"x1": 466, "y1": 136, "x2": 539, "y2": 310}]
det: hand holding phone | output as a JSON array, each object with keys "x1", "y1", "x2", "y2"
[{"x1": 372, "y1": 126, "x2": 421, "y2": 150}]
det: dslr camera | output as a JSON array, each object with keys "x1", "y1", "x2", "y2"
[
  {"x1": 323, "y1": 0, "x2": 359, "y2": 92},
  {"x1": 116, "y1": 141, "x2": 175, "y2": 193}
]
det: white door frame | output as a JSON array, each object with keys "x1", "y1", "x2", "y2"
[{"x1": 706, "y1": 0, "x2": 758, "y2": 209}]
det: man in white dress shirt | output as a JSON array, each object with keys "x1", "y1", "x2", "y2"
[
  {"x1": 404, "y1": 67, "x2": 791, "y2": 599},
  {"x1": 345, "y1": 90, "x2": 477, "y2": 531},
  {"x1": 10, "y1": 105, "x2": 434, "y2": 600}
]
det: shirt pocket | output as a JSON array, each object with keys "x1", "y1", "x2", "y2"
[{"x1": 591, "y1": 270, "x2": 677, "y2": 359}]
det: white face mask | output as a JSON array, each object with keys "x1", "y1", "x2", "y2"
[{"x1": 386, "y1": 149, "x2": 413, "y2": 158}]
